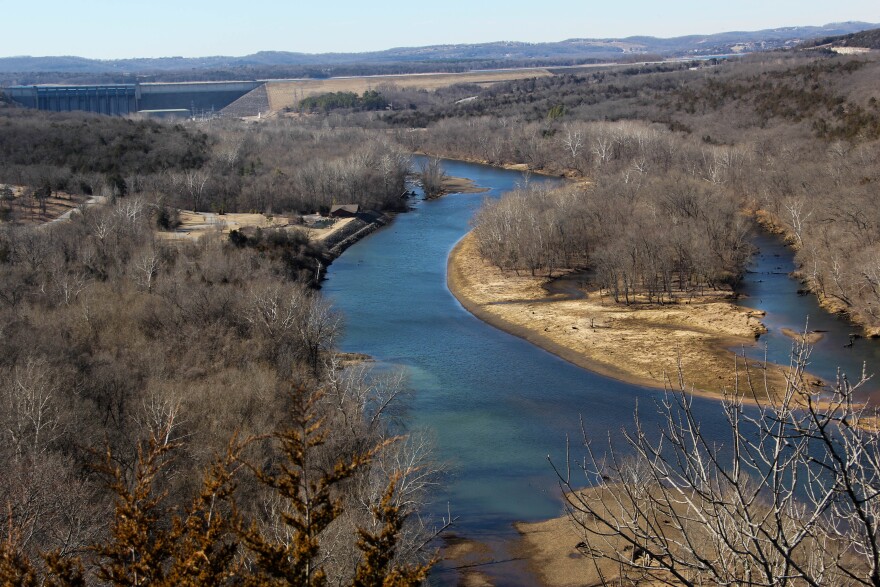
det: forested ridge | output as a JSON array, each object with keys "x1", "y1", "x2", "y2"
[
  {"x1": 803, "y1": 27, "x2": 880, "y2": 50},
  {"x1": 380, "y1": 54, "x2": 880, "y2": 141},
  {"x1": 1, "y1": 21, "x2": 873, "y2": 86}
]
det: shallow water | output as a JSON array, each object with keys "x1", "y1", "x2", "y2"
[
  {"x1": 324, "y1": 159, "x2": 879, "y2": 584},
  {"x1": 736, "y1": 232, "x2": 880, "y2": 400}
]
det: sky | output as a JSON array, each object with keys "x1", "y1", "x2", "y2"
[{"x1": 0, "y1": 0, "x2": 878, "y2": 59}]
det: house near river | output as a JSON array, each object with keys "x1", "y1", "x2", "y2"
[{"x1": 329, "y1": 204, "x2": 359, "y2": 218}]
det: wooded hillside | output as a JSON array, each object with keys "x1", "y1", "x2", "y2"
[
  {"x1": 379, "y1": 51, "x2": 880, "y2": 331},
  {"x1": 0, "y1": 103, "x2": 434, "y2": 586}
]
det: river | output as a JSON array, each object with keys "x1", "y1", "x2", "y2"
[
  {"x1": 324, "y1": 158, "x2": 879, "y2": 585},
  {"x1": 736, "y1": 232, "x2": 880, "y2": 401}
]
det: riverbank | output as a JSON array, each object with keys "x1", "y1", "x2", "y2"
[
  {"x1": 513, "y1": 487, "x2": 641, "y2": 587},
  {"x1": 448, "y1": 231, "x2": 803, "y2": 399},
  {"x1": 326, "y1": 173, "x2": 485, "y2": 253},
  {"x1": 324, "y1": 211, "x2": 391, "y2": 259},
  {"x1": 755, "y1": 208, "x2": 880, "y2": 338},
  {"x1": 329, "y1": 173, "x2": 486, "y2": 255},
  {"x1": 514, "y1": 483, "x2": 720, "y2": 587},
  {"x1": 417, "y1": 151, "x2": 580, "y2": 180}
]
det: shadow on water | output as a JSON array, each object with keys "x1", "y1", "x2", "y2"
[{"x1": 325, "y1": 159, "x2": 880, "y2": 585}]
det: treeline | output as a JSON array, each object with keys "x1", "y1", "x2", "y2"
[
  {"x1": 472, "y1": 122, "x2": 753, "y2": 302},
  {"x1": 167, "y1": 121, "x2": 410, "y2": 214},
  {"x1": 0, "y1": 199, "x2": 439, "y2": 583},
  {"x1": 0, "y1": 109, "x2": 411, "y2": 216},
  {"x1": 298, "y1": 90, "x2": 388, "y2": 113},
  {"x1": 0, "y1": 109, "x2": 208, "y2": 196},
  {"x1": 756, "y1": 139, "x2": 880, "y2": 331},
  {"x1": 399, "y1": 115, "x2": 757, "y2": 181}
]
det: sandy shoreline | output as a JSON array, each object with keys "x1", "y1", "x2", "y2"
[
  {"x1": 513, "y1": 483, "x2": 727, "y2": 587},
  {"x1": 447, "y1": 231, "x2": 804, "y2": 399},
  {"x1": 513, "y1": 490, "x2": 629, "y2": 587}
]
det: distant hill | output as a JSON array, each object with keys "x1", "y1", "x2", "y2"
[
  {"x1": 0, "y1": 21, "x2": 876, "y2": 82},
  {"x1": 801, "y1": 27, "x2": 880, "y2": 50}
]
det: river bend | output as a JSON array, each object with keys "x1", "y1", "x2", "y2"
[{"x1": 324, "y1": 158, "x2": 879, "y2": 585}]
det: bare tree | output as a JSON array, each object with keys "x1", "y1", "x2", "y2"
[
  {"x1": 47, "y1": 260, "x2": 89, "y2": 306},
  {"x1": 553, "y1": 341, "x2": 880, "y2": 586},
  {"x1": 561, "y1": 123, "x2": 584, "y2": 168},
  {"x1": 182, "y1": 169, "x2": 210, "y2": 211},
  {"x1": 0, "y1": 359, "x2": 103, "y2": 558},
  {"x1": 785, "y1": 198, "x2": 813, "y2": 249},
  {"x1": 246, "y1": 283, "x2": 341, "y2": 375},
  {"x1": 418, "y1": 157, "x2": 446, "y2": 199},
  {"x1": 133, "y1": 247, "x2": 161, "y2": 293}
]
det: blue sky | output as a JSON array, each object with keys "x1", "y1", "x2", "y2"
[{"x1": 1, "y1": 0, "x2": 878, "y2": 59}]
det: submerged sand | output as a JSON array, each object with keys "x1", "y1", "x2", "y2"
[{"x1": 448, "y1": 232, "x2": 802, "y2": 398}]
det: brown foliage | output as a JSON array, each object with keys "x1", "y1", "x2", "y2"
[
  {"x1": 91, "y1": 436, "x2": 180, "y2": 586},
  {"x1": 353, "y1": 473, "x2": 432, "y2": 587},
  {"x1": 237, "y1": 388, "x2": 387, "y2": 587}
]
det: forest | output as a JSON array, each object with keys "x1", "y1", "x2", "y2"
[
  {"x1": 0, "y1": 110, "x2": 411, "y2": 216},
  {"x1": 0, "y1": 198, "x2": 443, "y2": 584},
  {"x1": 389, "y1": 51, "x2": 880, "y2": 331},
  {"x1": 472, "y1": 163, "x2": 753, "y2": 303},
  {"x1": 2, "y1": 43, "x2": 880, "y2": 585}
]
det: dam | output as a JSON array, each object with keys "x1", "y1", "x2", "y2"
[{"x1": 4, "y1": 80, "x2": 263, "y2": 116}]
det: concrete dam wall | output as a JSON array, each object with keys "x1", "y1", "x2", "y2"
[{"x1": 5, "y1": 81, "x2": 263, "y2": 116}]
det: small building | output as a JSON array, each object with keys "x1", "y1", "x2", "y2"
[{"x1": 329, "y1": 204, "x2": 359, "y2": 218}]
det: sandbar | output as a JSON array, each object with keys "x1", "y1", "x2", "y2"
[{"x1": 447, "y1": 231, "x2": 802, "y2": 399}]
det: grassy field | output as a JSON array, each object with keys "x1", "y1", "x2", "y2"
[{"x1": 265, "y1": 68, "x2": 554, "y2": 111}]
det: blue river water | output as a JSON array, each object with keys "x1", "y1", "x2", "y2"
[
  {"x1": 323, "y1": 158, "x2": 879, "y2": 584},
  {"x1": 736, "y1": 232, "x2": 880, "y2": 400}
]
